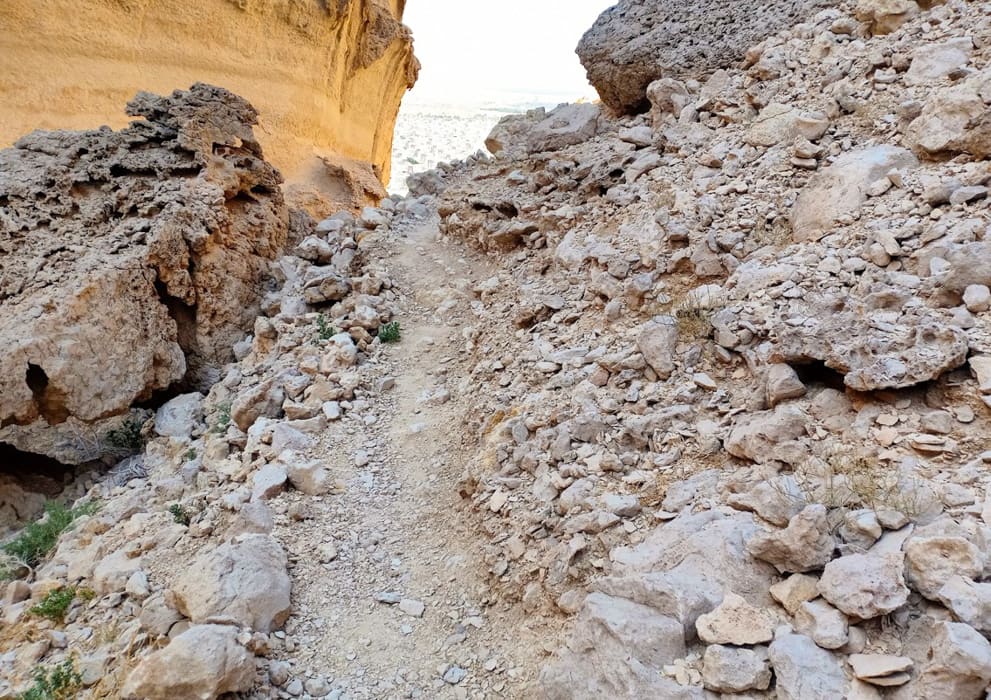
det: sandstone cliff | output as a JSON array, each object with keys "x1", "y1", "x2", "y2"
[
  {"x1": 0, "y1": 0, "x2": 417, "y2": 190},
  {"x1": 0, "y1": 84, "x2": 288, "y2": 463}
]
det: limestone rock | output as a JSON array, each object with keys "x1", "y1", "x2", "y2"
[
  {"x1": 747, "y1": 505, "x2": 835, "y2": 574},
  {"x1": 855, "y1": 0, "x2": 919, "y2": 34},
  {"x1": 791, "y1": 146, "x2": 918, "y2": 242},
  {"x1": 725, "y1": 405, "x2": 809, "y2": 465},
  {"x1": 702, "y1": 645, "x2": 772, "y2": 693},
  {"x1": 905, "y1": 536, "x2": 984, "y2": 600},
  {"x1": 938, "y1": 576, "x2": 991, "y2": 634},
  {"x1": 171, "y1": 534, "x2": 291, "y2": 633},
  {"x1": 285, "y1": 458, "x2": 335, "y2": 497},
  {"x1": 906, "y1": 69, "x2": 991, "y2": 159},
  {"x1": 794, "y1": 599, "x2": 849, "y2": 650},
  {"x1": 576, "y1": 0, "x2": 838, "y2": 113},
  {"x1": 769, "y1": 631, "x2": 848, "y2": 699},
  {"x1": 232, "y1": 380, "x2": 285, "y2": 432},
  {"x1": 905, "y1": 38, "x2": 973, "y2": 86},
  {"x1": 818, "y1": 551, "x2": 909, "y2": 619},
  {"x1": 849, "y1": 654, "x2": 913, "y2": 685},
  {"x1": 539, "y1": 592, "x2": 699, "y2": 699},
  {"x1": 637, "y1": 316, "x2": 679, "y2": 379},
  {"x1": 526, "y1": 104, "x2": 601, "y2": 154},
  {"x1": 746, "y1": 104, "x2": 829, "y2": 148},
  {"x1": 695, "y1": 592, "x2": 775, "y2": 645},
  {"x1": 0, "y1": 84, "x2": 288, "y2": 463},
  {"x1": 766, "y1": 364, "x2": 807, "y2": 407},
  {"x1": 122, "y1": 624, "x2": 254, "y2": 700},
  {"x1": 770, "y1": 574, "x2": 821, "y2": 614},
  {"x1": 154, "y1": 393, "x2": 205, "y2": 439},
  {"x1": 891, "y1": 622, "x2": 991, "y2": 700}
]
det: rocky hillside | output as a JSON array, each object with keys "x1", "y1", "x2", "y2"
[
  {"x1": 5, "y1": 0, "x2": 991, "y2": 698},
  {"x1": 0, "y1": 0, "x2": 418, "y2": 201}
]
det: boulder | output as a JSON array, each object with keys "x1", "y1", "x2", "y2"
[
  {"x1": 171, "y1": 534, "x2": 291, "y2": 633},
  {"x1": 938, "y1": 576, "x2": 991, "y2": 634},
  {"x1": 725, "y1": 405, "x2": 809, "y2": 464},
  {"x1": 746, "y1": 104, "x2": 829, "y2": 147},
  {"x1": 905, "y1": 38, "x2": 973, "y2": 86},
  {"x1": 906, "y1": 69, "x2": 991, "y2": 159},
  {"x1": 791, "y1": 146, "x2": 917, "y2": 242},
  {"x1": 526, "y1": 104, "x2": 601, "y2": 154},
  {"x1": 637, "y1": 316, "x2": 679, "y2": 379},
  {"x1": 0, "y1": 84, "x2": 288, "y2": 463},
  {"x1": 122, "y1": 624, "x2": 255, "y2": 700},
  {"x1": 485, "y1": 108, "x2": 546, "y2": 159},
  {"x1": 154, "y1": 393, "x2": 205, "y2": 439},
  {"x1": 695, "y1": 592, "x2": 775, "y2": 645},
  {"x1": 539, "y1": 592, "x2": 701, "y2": 699},
  {"x1": 701, "y1": 645, "x2": 772, "y2": 693},
  {"x1": 891, "y1": 622, "x2": 991, "y2": 700},
  {"x1": 794, "y1": 599, "x2": 849, "y2": 650},
  {"x1": 576, "y1": 0, "x2": 838, "y2": 113},
  {"x1": 855, "y1": 0, "x2": 919, "y2": 34},
  {"x1": 766, "y1": 364, "x2": 807, "y2": 407},
  {"x1": 818, "y1": 551, "x2": 909, "y2": 619},
  {"x1": 769, "y1": 631, "x2": 848, "y2": 699},
  {"x1": 904, "y1": 536, "x2": 984, "y2": 600},
  {"x1": 747, "y1": 505, "x2": 835, "y2": 574}
]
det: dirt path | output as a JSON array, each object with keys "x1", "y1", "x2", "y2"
[{"x1": 271, "y1": 215, "x2": 546, "y2": 699}]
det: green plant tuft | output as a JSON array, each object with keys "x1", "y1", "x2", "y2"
[
  {"x1": 2, "y1": 501, "x2": 98, "y2": 575},
  {"x1": 168, "y1": 503, "x2": 191, "y2": 527},
  {"x1": 104, "y1": 417, "x2": 145, "y2": 452},
  {"x1": 316, "y1": 314, "x2": 339, "y2": 341},
  {"x1": 211, "y1": 403, "x2": 232, "y2": 434},
  {"x1": 30, "y1": 587, "x2": 76, "y2": 623},
  {"x1": 378, "y1": 321, "x2": 401, "y2": 343},
  {"x1": 18, "y1": 659, "x2": 82, "y2": 700}
]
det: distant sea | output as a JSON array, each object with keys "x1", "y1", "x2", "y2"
[{"x1": 388, "y1": 89, "x2": 589, "y2": 195}]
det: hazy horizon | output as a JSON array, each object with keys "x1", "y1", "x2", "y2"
[{"x1": 402, "y1": 0, "x2": 614, "y2": 105}]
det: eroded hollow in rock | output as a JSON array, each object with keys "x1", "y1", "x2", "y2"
[
  {"x1": 793, "y1": 360, "x2": 847, "y2": 392},
  {"x1": 0, "y1": 442, "x2": 74, "y2": 497}
]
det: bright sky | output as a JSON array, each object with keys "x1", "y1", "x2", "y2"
[{"x1": 402, "y1": 0, "x2": 615, "y2": 104}]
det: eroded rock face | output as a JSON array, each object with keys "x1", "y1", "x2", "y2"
[
  {"x1": 576, "y1": 0, "x2": 839, "y2": 114},
  {"x1": 0, "y1": 84, "x2": 288, "y2": 462},
  {"x1": 0, "y1": 0, "x2": 418, "y2": 186}
]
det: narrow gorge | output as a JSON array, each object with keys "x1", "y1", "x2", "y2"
[{"x1": 4, "y1": 0, "x2": 991, "y2": 699}]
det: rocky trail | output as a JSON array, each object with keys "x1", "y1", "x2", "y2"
[{"x1": 269, "y1": 216, "x2": 546, "y2": 698}]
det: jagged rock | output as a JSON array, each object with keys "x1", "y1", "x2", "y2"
[
  {"x1": 251, "y1": 464, "x2": 288, "y2": 501},
  {"x1": 526, "y1": 104, "x2": 601, "y2": 154},
  {"x1": 171, "y1": 534, "x2": 291, "y2": 633},
  {"x1": 890, "y1": 622, "x2": 991, "y2": 700},
  {"x1": 906, "y1": 69, "x2": 991, "y2": 159},
  {"x1": 770, "y1": 574, "x2": 821, "y2": 614},
  {"x1": 485, "y1": 108, "x2": 546, "y2": 159},
  {"x1": 794, "y1": 599, "x2": 849, "y2": 650},
  {"x1": 303, "y1": 271, "x2": 351, "y2": 305},
  {"x1": 905, "y1": 38, "x2": 973, "y2": 86},
  {"x1": 938, "y1": 576, "x2": 991, "y2": 634},
  {"x1": 766, "y1": 364, "x2": 807, "y2": 407},
  {"x1": 746, "y1": 104, "x2": 829, "y2": 147},
  {"x1": 576, "y1": 0, "x2": 838, "y2": 113},
  {"x1": 817, "y1": 551, "x2": 909, "y2": 619},
  {"x1": 122, "y1": 624, "x2": 255, "y2": 700},
  {"x1": 701, "y1": 645, "x2": 772, "y2": 693},
  {"x1": 769, "y1": 631, "x2": 848, "y2": 699},
  {"x1": 855, "y1": 0, "x2": 919, "y2": 34},
  {"x1": 904, "y1": 536, "x2": 984, "y2": 600},
  {"x1": 539, "y1": 592, "x2": 700, "y2": 699},
  {"x1": 0, "y1": 84, "x2": 288, "y2": 463},
  {"x1": 232, "y1": 380, "x2": 285, "y2": 432},
  {"x1": 725, "y1": 405, "x2": 809, "y2": 465},
  {"x1": 849, "y1": 654, "x2": 913, "y2": 686},
  {"x1": 695, "y1": 592, "x2": 775, "y2": 645},
  {"x1": 791, "y1": 146, "x2": 918, "y2": 242},
  {"x1": 637, "y1": 316, "x2": 679, "y2": 380},
  {"x1": 154, "y1": 393, "x2": 205, "y2": 439},
  {"x1": 284, "y1": 457, "x2": 335, "y2": 496},
  {"x1": 747, "y1": 505, "x2": 835, "y2": 574}
]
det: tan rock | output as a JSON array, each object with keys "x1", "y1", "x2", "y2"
[
  {"x1": 747, "y1": 505, "x2": 834, "y2": 574},
  {"x1": 123, "y1": 624, "x2": 254, "y2": 700},
  {"x1": 770, "y1": 574, "x2": 820, "y2": 614},
  {"x1": 818, "y1": 552, "x2": 909, "y2": 619},
  {"x1": 905, "y1": 536, "x2": 984, "y2": 600},
  {"x1": 855, "y1": 0, "x2": 919, "y2": 34},
  {"x1": 695, "y1": 592, "x2": 775, "y2": 645}
]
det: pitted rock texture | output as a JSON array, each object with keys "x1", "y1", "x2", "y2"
[
  {"x1": 576, "y1": 0, "x2": 839, "y2": 114},
  {"x1": 0, "y1": 0, "x2": 418, "y2": 186},
  {"x1": 0, "y1": 84, "x2": 288, "y2": 462}
]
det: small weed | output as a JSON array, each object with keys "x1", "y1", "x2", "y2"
[
  {"x1": 316, "y1": 314, "x2": 338, "y2": 341},
  {"x1": 378, "y1": 321, "x2": 401, "y2": 343},
  {"x1": 18, "y1": 659, "x2": 82, "y2": 700},
  {"x1": 3, "y1": 501, "x2": 98, "y2": 574},
  {"x1": 77, "y1": 587, "x2": 96, "y2": 602},
  {"x1": 675, "y1": 304, "x2": 712, "y2": 339},
  {"x1": 30, "y1": 587, "x2": 76, "y2": 623},
  {"x1": 168, "y1": 504, "x2": 191, "y2": 527},
  {"x1": 185, "y1": 448, "x2": 197, "y2": 461},
  {"x1": 211, "y1": 403, "x2": 232, "y2": 434},
  {"x1": 103, "y1": 417, "x2": 145, "y2": 453}
]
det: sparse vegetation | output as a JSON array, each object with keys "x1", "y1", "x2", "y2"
[
  {"x1": 316, "y1": 314, "x2": 338, "y2": 341},
  {"x1": 103, "y1": 416, "x2": 146, "y2": 452},
  {"x1": 18, "y1": 659, "x2": 82, "y2": 700},
  {"x1": 211, "y1": 402, "x2": 232, "y2": 434},
  {"x1": 675, "y1": 303, "x2": 713, "y2": 339},
  {"x1": 378, "y1": 320, "x2": 401, "y2": 343},
  {"x1": 169, "y1": 503, "x2": 191, "y2": 526},
  {"x1": 185, "y1": 448, "x2": 197, "y2": 461},
  {"x1": 30, "y1": 587, "x2": 76, "y2": 623},
  {"x1": 2, "y1": 501, "x2": 98, "y2": 577}
]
